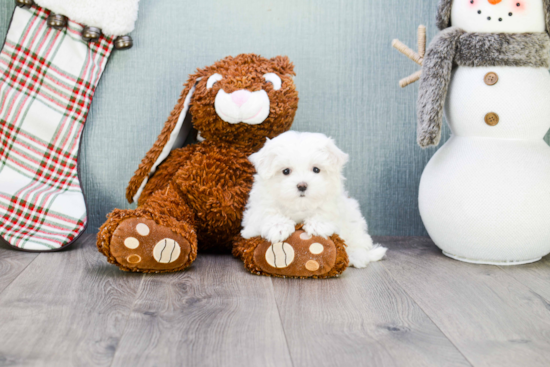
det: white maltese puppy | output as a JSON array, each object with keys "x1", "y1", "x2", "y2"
[{"x1": 241, "y1": 131, "x2": 387, "y2": 268}]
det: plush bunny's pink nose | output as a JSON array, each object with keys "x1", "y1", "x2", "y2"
[{"x1": 231, "y1": 90, "x2": 251, "y2": 107}]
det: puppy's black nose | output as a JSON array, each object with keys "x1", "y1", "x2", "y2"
[{"x1": 297, "y1": 183, "x2": 308, "y2": 192}]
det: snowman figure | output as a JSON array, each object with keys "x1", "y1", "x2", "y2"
[{"x1": 394, "y1": 0, "x2": 550, "y2": 264}]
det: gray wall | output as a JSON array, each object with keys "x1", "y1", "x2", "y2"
[{"x1": 2, "y1": 0, "x2": 533, "y2": 236}]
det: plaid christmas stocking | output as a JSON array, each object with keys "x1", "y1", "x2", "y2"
[{"x1": 0, "y1": 0, "x2": 139, "y2": 251}]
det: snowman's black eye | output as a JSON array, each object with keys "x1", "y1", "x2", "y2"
[
  {"x1": 470, "y1": 0, "x2": 473, "y2": 3},
  {"x1": 517, "y1": 2, "x2": 520, "y2": 6},
  {"x1": 283, "y1": 168, "x2": 291, "y2": 175},
  {"x1": 313, "y1": 167, "x2": 321, "y2": 174}
]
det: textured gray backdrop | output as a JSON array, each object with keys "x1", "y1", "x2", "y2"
[{"x1": 3, "y1": 0, "x2": 541, "y2": 236}]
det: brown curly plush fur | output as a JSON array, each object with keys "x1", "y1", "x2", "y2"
[
  {"x1": 97, "y1": 184, "x2": 198, "y2": 273},
  {"x1": 232, "y1": 225, "x2": 349, "y2": 279},
  {"x1": 126, "y1": 54, "x2": 298, "y2": 203},
  {"x1": 97, "y1": 54, "x2": 301, "y2": 272}
]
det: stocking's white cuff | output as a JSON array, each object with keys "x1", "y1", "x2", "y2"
[{"x1": 34, "y1": 0, "x2": 140, "y2": 36}]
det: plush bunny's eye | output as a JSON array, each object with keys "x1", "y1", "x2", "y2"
[
  {"x1": 263, "y1": 73, "x2": 282, "y2": 90},
  {"x1": 207, "y1": 73, "x2": 223, "y2": 89}
]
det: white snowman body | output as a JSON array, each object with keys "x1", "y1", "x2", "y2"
[{"x1": 419, "y1": 0, "x2": 550, "y2": 264}]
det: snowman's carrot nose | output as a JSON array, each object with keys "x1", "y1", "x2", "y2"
[{"x1": 488, "y1": 0, "x2": 502, "y2": 4}]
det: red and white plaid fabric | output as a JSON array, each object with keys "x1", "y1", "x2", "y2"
[{"x1": 0, "y1": 5, "x2": 114, "y2": 250}]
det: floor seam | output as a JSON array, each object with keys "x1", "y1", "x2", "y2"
[
  {"x1": 270, "y1": 277, "x2": 296, "y2": 367},
  {"x1": 0, "y1": 252, "x2": 40, "y2": 296},
  {"x1": 380, "y1": 260, "x2": 476, "y2": 367},
  {"x1": 108, "y1": 273, "x2": 146, "y2": 367},
  {"x1": 496, "y1": 265, "x2": 550, "y2": 305}
]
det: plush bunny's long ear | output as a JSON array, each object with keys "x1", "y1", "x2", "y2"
[{"x1": 126, "y1": 76, "x2": 200, "y2": 203}]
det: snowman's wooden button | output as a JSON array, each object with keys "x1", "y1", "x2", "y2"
[
  {"x1": 485, "y1": 112, "x2": 499, "y2": 126},
  {"x1": 484, "y1": 72, "x2": 499, "y2": 86}
]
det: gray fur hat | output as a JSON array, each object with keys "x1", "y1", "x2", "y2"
[{"x1": 436, "y1": 0, "x2": 550, "y2": 31}]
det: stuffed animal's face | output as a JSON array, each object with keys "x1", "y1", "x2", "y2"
[
  {"x1": 451, "y1": 0, "x2": 545, "y2": 33},
  {"x1": 187, "y1": 54, "x2": 299, "y2": 149}
]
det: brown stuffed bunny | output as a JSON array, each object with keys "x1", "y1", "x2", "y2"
[{"x1": 97, "y1": 54, "x2": 348, "y2": 278}]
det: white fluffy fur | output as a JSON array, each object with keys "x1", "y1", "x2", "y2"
[
  {"x1": 34, "y1": 0, "x2": 140, "y2": 36},
  {"x1": 214, "y1": 89, "x2": 270, "y2": 125},
  {"x1": 241, "y1": 131, "x2": 387, "y2": 268}
]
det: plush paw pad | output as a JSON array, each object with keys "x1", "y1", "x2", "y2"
[
  {"x1": 265, "y1": 242, "x2": 295, "y2": 268},
  {"x1": 110, "y1": 218, "x2": 191, "y2": 271},
  {"x1": 253, "y1": 230, "x2": 338, "y2": 277},
  {"x1": 153, "y1": 239, "x2": 181, "y2": 264}
]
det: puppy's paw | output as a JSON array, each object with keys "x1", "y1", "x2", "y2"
[
  {"x1": 347, "y1": 245, "x2": 387, "y2": 268},
  {"x1": 303, "y1": 220, "x2": 337, "y2": 239},
  {"x1": 263, "y1": 222, "x2": 296, "y2": 244}
]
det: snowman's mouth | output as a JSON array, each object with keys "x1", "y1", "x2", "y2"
[{"x1": 476, "y1": 10, "x2": 514, "y2": 22}]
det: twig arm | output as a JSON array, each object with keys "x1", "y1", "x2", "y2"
[
  {"x1": 417, "y1": 25, "x2": 426, "y2": 58},
  {"x1": 392, "y1": 25, "x2": 427, "y2": 87},
  {"x1": 392, "y1": 39, "x2": 423, "y2": 66},
  {"x1": 399, "y1": 70, "x2": 422, "y2": 88}
]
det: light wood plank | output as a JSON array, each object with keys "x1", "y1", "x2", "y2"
[
  {"x1": 498, "y1": 255, "x2": 550, "y2": 302},
  {"x1": 110, "y1": 255, "x2": 292, "y2": 367},
  {"x1": 382, "y1": 237, "x2": 550, "y2": 367},
  {"x1": 0, "y1": 238, "x2": 39, "y2": 294},
  {"x1": 272, "y1": 255, "x2": 471, "y2": 367},
  {"x1": 0, "y1": 235, "x2": 143, "y2": 367}
]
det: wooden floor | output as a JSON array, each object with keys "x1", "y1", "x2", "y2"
[{"x1": 1, "y1": 235, "x2": 550, "y2": 367}]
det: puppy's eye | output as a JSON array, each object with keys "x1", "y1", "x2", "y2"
[
  {"x1": 263, "y1": 73, "x2": 282, "y2": 90},
  {"x1": 313, "y1": 167, "x2": 321, "y2": 174},
  {"x1": 207, "y1": 73, "x2": 223, "y2": 89},
  {"x1": 282, "y1": 168, "x2": 291, "y2": 175}
]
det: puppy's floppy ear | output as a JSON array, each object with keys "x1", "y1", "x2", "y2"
[
  {"x1": 323, "y1": 137, "x2": 349, "y2": 170},
  {"x1": 249, "y1": 138, "x2": 280, "y2": 179}
]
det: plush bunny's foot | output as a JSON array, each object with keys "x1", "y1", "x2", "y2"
[
  {"x1": 97, "y1": 209, "x2": 198, "y2": 273},
  {"x1": 234, "y1": 229, "x2": 349, "y2": 279}
]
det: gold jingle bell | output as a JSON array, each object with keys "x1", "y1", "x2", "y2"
[
  {"x1": 82, "y1": 26, "x2": 102, "y2": 42},
  {"x1": 47, "y1": 13, "x2": 68, "y2": 30},
  {"x1": 15, "y1": 0, "x2": 35, "y2": 8},
  {"x1": 114, "y1": 35, "x2": 133, "y2": 50}
]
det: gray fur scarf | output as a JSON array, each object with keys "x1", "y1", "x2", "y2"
[{"x1": 417, "y1": 29, "x2": 550, "y2": 148}]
